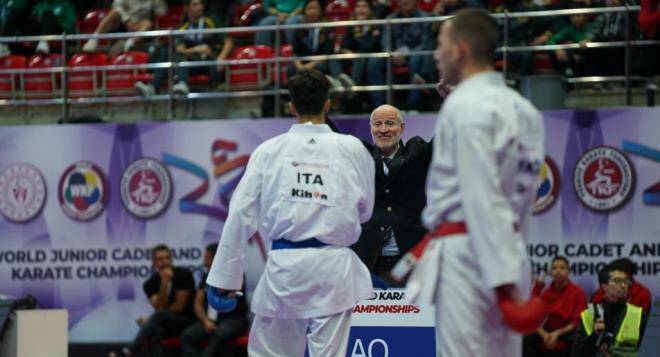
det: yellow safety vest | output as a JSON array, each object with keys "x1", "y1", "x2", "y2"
[{"x1": 580, "y1": 303, "x2": 643, "y2": 347}]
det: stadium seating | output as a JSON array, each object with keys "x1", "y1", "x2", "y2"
[
  {"x1": 226, "y1": 45, "x2": 274, "y2": 90},
  {"x1": 67, "y1": 53, "x2": 108, "y2": 98},
  {"x1": 106, "y1": 51, "x2": 149, "y2": 96},
  {"x1": 24, "y1": 54, "x2": 64, "y2": 99},
  {"x1": 0, "y1": 55, "x2": 26, "y2": 100},
  {"x1": 77, "y1": 9, "x2": 111, "y2": 51}
]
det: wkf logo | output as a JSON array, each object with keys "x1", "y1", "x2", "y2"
[{"x1": 58, "y1": 161, "x2": 109, "y2": 221}]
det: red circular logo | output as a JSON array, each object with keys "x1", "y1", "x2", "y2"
[
  {"x1": 120, "y1": 158, "x2": 172, "y2": 218},
  {"x1": 573, "y1": 146, "x2": 634, "y2": 211}
]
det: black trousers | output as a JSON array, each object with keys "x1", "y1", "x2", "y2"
[
  {"x1": 130, "y1": 311, "x2": 194, "y2": 357},
  {"x1": 181, "y1": 316, "x2": 248, "y2": 357}
]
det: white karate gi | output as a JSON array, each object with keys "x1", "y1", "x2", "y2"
[
  {"x1": 207, "y1": 123, "x2": 375, "y2": 357},
  {"x1": 408, "y1": 72, "x2": 545, "y2": 357}
]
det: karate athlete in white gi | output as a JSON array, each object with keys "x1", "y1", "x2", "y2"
[
  {"x1": 206, "y1": 69, "x2": 375, "y2": 357},
  {"x1": 405, "y1": 9, "x2": 548, "y2": 357}
]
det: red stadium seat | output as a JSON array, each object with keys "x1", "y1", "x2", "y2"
[
  {"x1": 67, "y1": 53, "x2": 108, "y2": 98},
  {"x1": 277, "y1": 44, "x2": 293, "y2": 84},
  {"x1": 24, "y1": 54, "x2": 63, "y2": 99},
  {"x1": 325, "y1": 0, "x2": 353, "y2": 40},
  {"x1": 157, "y1": 5, "x2": 184, "y2": 30},
  {"x1": 227, "y1": 45, "x2": 274, "y2": 90},
  {"x1": 417, "y1": 0, "x2": 440, "y2": 13},
  {"x1": 0, "y1": 55, "x2": 26, "y2": 99},
  {"x1": 106, "y1": 51, "x2": 149, "y2": 96},
  {"x1": 534, "y1": 53, "x2": 554, "y2": 74},
  {"x1": 77, "y1": 9, "x2": 111, "y2": 51}
]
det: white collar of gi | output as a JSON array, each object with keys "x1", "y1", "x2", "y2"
[
  {"x1": 455, "y1": 71, "x2": 504, "y2": 92},
  {"x1": 289, "y1": 123, "x2": 332, "y2": 134}
]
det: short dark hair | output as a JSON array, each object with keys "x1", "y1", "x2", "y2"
[
  {"x1": 288, "y1": 69, "x2": 330, "y2": 116},
  {"x1": 610, "y1": 258, "x2": 637, "y2": 276},
  {"x1": 151, "y1": 244, "x2": 171, "y2": 259},
  {"x1": 552, "y1": 256, "x2": 569, "y2": 267},
  {"x1": 205, "y1": 242, "x2": 218, "y2": 255},
  {"x1": 447, "y1": 9, "x2": 499, "y2": 65},
  {"x1": 599, "y1": 263, "x2": 630, "y2": 285}
]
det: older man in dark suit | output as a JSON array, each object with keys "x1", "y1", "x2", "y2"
[{"x1": 351, "y1": 104, "x2": 433, "y2": 281}]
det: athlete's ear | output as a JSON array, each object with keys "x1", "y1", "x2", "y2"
[
  {"x1": 322, "y1": 99, "x2": 331, "y2": 114},
  {"x1": 289, "y1": 101, "x2": 298, "y2": 117}
]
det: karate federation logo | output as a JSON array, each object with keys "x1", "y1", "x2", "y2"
[
  {"x1": 0, "y1": 163, "x2": 46, "y2": 222},
  {"x1": 533, "y1": 156, "x2": 560, "y2": 214},
  {"x1": 573, "y1": 146, "x2": 635, "y2": 212},
  {"x1": 120, "y1": 158, "x2": 172, "y2": 218},
  {"x1": 58, "y1": 161, "x2": 109, "y2": 220}
]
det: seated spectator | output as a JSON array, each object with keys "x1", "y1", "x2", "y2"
[
  {"x1": 573, "y1": 264, "x2": 649, "y2": 356},
  {"x1": 491, "y1": 0, "x2": 566, "y2": 76},
  {"x1": 371, "y1": 0, "x2": 435, "y2": 109},
  {"x1": 289, "y1": 0, "x2": 346, "y2": 91},
  {"x1": 31, "y1": 0, "x2": 77, "y2": 54},
  {"x1": 254, "y1": 0, "x2": 305, "y2": 46},
  {"x1": 523, "y1": 256, "x2": 587, "y2": 357},
  {"x1": 546, "y1": 3, "x2": 597, "y2": 77},
  {"x1": 582, "y1": 0, "x2": 631, "y2": 75},
  {"x1": 135, "y1": 0, "x2": 233, "y2": 96},
  {"x1": 431, "y1": 0, "x2": 468, "y2": 16},
  {"x1": 82, "y1": 0, "x2": 168, "y2": 54},
  {"x1": 109, "y1": 244, "x2": 196, "y2": 357},
  {"x1": 339, "y1": 0, "x2": 383, "y2": 110},
  {"x1": 181, "y1": 243, "x2": 249, "y2": 357},
  {"x1": 0, "y1": 0, "x2": 76, "y2": 56},
  {"x1": 591, "y1": 258, "x2": 652, "y2": 312},
  {"x1": 638, "y1": 0, "x2": 660, "y2": 74}
]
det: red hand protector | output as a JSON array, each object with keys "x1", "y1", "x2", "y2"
[{"x1": 497, "y1": 293, "x2": 548, "y2": 334}]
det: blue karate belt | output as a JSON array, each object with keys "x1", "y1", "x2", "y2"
[
  {"x1": 271, "y1": 237, "x2": 328, "y2": 250},
  {"x1": 207, "y1": 288, "x2": 239, "y2": 313}
]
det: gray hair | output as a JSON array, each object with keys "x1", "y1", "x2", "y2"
[{"x1": 370, "y1": 104, "x2": 404, "y2": 124}]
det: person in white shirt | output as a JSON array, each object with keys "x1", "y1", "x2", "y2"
[
  {"x1": 405, "y1": 9, "x2": 547, "y2": 357},
  {"x1": 206, "y1": 68, "x2": 375, "y2": 357}
]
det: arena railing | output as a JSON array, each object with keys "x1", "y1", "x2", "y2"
[{"x1": 0, "y1": 5, "x2": 657, "y2": 120}]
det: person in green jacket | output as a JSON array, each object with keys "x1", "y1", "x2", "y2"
[
  {"x1": 546, "y1": 3, "x2": 596, "y2": 77},
  {"x1": 0, "y1": 0, "x2": 32, "y2": 57},
  {"x1": 31, "y1": 0, "x2": 77, "y2": 54}
]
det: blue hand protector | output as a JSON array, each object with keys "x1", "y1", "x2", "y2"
[{"x1": 207, "y1": 287, "x2": 239, "y2": 312}]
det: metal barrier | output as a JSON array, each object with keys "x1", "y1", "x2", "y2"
[{"x1": 0, "y1": 5, "x2": 657, "y2": 120}]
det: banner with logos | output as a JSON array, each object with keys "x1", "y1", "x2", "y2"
[{"x1": 0, "y1": 108, "x2": 658, "y2": 344}]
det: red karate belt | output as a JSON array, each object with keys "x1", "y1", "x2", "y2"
[{"x1": 389, "y1": 222, "x2": 467, "y2": 283}]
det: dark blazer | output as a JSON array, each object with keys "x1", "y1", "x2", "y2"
[{"x1": 351, "y1": 137, "x2": 433, "y2": 271}]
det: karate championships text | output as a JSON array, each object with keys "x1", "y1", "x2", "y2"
[
  {"x1": 0, "y1": 246, "x2": 204, "y2": 281},
  {"x1": 527, "y1": 242, "x2": 660, "y2": 276}
]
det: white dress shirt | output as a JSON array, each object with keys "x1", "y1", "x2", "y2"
[
  {"x1": 422, "y1": 71, "x2": 545, "y2": 289},
  {"x1": 207, "y1": 123, "x2": 376, "y2": 318}
]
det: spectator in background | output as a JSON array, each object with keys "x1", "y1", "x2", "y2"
[
  {"x1": 351, "y1": 104, "x2": 432, "y2": 282},
  {"x1": 254, "y1": 0, "x2": 305, "y2": 46},
  {"x1": 109, "y1": 244, "x2": 196, "y2": 357},
  {"x1": 491, "y1": 0, "x2": 566, "y2": 76},
  {"x1": 591, "y1": 258, "x2": 652, "y2": 312},
  {"x1": 135, "y1": 0, "x2": 233, "y2": 96},
  {"x1": 431, "y1": 0, "x2": 468, "y2": 16},
  {"x1": 31, "y1": 0, "x2": 77, "y2": 54},
  {"x1": 289, "y1": 0, "x2": 348, "y2": 91},
  {"x1": 638, "y1": 0, "x2": 660, "y2": 74},
  {"x1": 573, "y1": 264, "x2": 649, "y2": 356},
  {"x1": 83, "y1": 0, "x2": 168, "y2": 54},
  {"x1": 371, "y1": 0, "x2": 435, "y2": 109},
  {"x1": 523, "y1": 256, "x2": 586, "y2": 357},
  {"x1": 546, "y1": 3, "x2": 596, "y2": 76},
  {"x1": 339, "y1": 0, "x2": 383, "y2": 111},
  {"x1": 583, "y1": 0, "x2": 631, "y2": 76},
  {"x1": 181, "y1": 243, "x2": 248, "y2": 357},
  {"x1": 0, "y1": 0, "x2": 31, "y2": 57},
  {"x1": 0, "y1": 0, "x2": 77, "y2": 56}
]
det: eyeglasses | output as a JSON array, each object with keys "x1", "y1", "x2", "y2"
[{"x1": 609, "y1": 277, "x2": 631, "y2": 286}]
